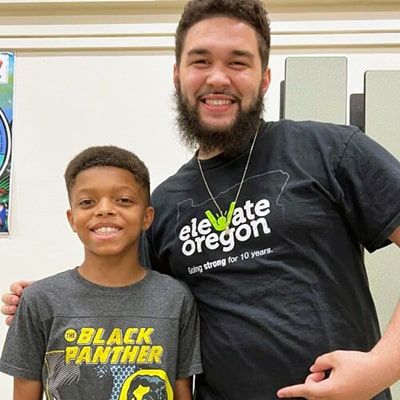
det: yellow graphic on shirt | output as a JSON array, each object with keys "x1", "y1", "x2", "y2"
[
  {"x1": 119, "y1": 369, "x2": 173, "y2": 400},
  {"x1": 43, "y1": 326, "x2": 171, "y2": 399},
  {"x1": 63, "y1": 327, "x2": 163, "y2": 365}
]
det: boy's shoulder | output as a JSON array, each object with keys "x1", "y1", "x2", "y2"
[
  {"x1": 146, "y1": 269, "x2": 193, "y2": 298},
  {"x1": 24, "y1": 269, "x2": 75, "y2": 297}
]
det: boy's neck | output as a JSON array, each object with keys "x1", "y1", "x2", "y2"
[{"x1": 78, "y1": 255, "x2": 146, "y2": 287}]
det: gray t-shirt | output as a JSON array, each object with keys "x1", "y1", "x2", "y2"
[{"x1": 0, "y1": 268, "x2": 202, "y2": 399}]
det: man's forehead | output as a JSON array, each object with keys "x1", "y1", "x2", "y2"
[{"x1": 182, "y1": 17, "x2": 259, "y2": 53}]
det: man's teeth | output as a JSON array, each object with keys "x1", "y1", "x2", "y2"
[
  {"x1": 205, "y1": 99, "x2": 231, "y2": 106},
  {"x1": 94, "y1": 227, "x2": 119, "y2": 234}
]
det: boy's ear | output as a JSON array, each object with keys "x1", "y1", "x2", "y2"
[
  {"x1": 142, "y1": 206, "x2": 155, "y2": 231},
  {"x1": 66, "y1": 209, "x2": 76, "y2": 232}
]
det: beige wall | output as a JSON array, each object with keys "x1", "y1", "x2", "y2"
[{"x1": 0, "y1": 1, "x2": 399, "y2": 397}]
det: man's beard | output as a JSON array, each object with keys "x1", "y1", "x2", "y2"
[{"x1": 174, "y1": 87, "x2": 265, "y2": 157}]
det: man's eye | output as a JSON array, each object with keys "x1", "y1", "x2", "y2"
[
  {"x1": 231, "y1": 61, "x2": 248, "y2": 67},
  {"x1": 192, "y1": 59, "x2": 209, "y2": 65}
]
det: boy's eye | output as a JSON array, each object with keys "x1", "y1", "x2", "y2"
[
  {"x1": 117, "y1": 197, "x2": 133, "y2": 205},
  {"x1": 78, "y1": 199, "x2": 94, "y2": 207}
]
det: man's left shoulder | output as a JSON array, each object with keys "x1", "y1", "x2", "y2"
[{"x1": 283, "y1": 119, "x2": 359, "y2": 136}]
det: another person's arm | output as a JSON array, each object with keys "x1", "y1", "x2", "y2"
[
  {"x1": 14, "y1": 377, "x2": 42, "y2": 400},
  {"x1": 1, "y1": 281, "x2": 33, "y2": 325},
  {"x1": 174, "y1": 377, "x2": 193, "y2": 400},
  {"x1": 277, "y1": 225, "x2": 400, "y2": 400}
]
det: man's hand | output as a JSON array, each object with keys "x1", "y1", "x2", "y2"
[
  {"x1": 277, "y1": 350, "x2": 389, "y2": 400},
  {"x1": 1, "y1": 281, "x2": 33, "y2": 325}
]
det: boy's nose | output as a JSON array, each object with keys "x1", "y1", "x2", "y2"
[{"x1": 96, "y1": 200, "x2": 115, "y2": 216}]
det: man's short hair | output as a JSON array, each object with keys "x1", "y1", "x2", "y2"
[{"x1": 175, "y1": 0, "x2": 271, "y2": 71}]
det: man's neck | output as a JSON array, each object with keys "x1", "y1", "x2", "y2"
[{"x1": 197, "y1": 146, "x2": 224, "y2": 160}]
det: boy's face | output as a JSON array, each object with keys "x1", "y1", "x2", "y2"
[{"x1": 66, "y1": 166, "x2": 153, "y2": 259}]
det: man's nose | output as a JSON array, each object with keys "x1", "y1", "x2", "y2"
[{"x1": 206, "y1": 65, "x2": 231, "y2": 88}]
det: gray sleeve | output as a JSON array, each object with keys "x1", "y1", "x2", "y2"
[
  {"x1": 176, "y1": 292, "x2": 203, "y2": 379},
  {"x1": 0, "y1": 295, "x2": 44, "y2": 381}
]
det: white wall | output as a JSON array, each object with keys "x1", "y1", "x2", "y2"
[{"x1": 0, "y1": 5, "x2": 399, "y2": 397}]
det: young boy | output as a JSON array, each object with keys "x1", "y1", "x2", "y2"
[{"x1": 0, "y1": 145, "x2": 202, "y2": 400}]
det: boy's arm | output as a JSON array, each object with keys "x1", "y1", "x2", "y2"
[
  {"x1": 14, "y1": 377, "x2": 42, "y2": 400},
  {"x1": 174, "y1": 377, "x2": 193, "y2": 400}
]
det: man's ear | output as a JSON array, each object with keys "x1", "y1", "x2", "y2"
[
  {"x1": 66, "y1": 209, "x2": 76, "y2": 232},
  {"x1": 173, "y1": 64, "x2": 180, "y2": 90},
  {"x1": 261, "y1": 67, "x2": 271, "y2": 96}
]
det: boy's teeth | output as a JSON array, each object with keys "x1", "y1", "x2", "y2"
[{"x1": 95, "y1": 227, "x2": 119, "y2": 234}]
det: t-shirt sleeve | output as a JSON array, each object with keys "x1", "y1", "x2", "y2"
[
  {"x1": 176, "y1": 290, "x2": 203, "y2": 379},
  {"x1": 0, "y1": 295, "x2": 45, "y2": 381},
  {"x1": 336, "y1": 128, "x2": 400, "y2": 252}
]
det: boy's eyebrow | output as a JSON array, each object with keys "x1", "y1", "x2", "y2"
[{"x1": 73, "y1": 184, "x2": 137, "y2": 194}]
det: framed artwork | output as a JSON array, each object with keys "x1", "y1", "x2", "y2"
[{"x1": 0, "y1": 52, "x2": 14, "y2": 236}]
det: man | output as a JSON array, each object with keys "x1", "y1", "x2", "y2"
[{"x1": 3, "y1": 0, "x2": 400, "y2": 399}]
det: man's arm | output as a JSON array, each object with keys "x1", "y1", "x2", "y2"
[
  {"x1": 14, "y1": 377, "x2": 42, "y2": 400},
  {"x1": 1, "y1": 281, "x2": 33, "y2": 325},
  {"x1": 277, "y1": 225, "x2": 400, "y2": 400},
  {"x1": 174, "y1": 377, "x2": 193, "y2": 400},
  {"x1": 388, "y1": 224, "x2": 400, "y2": 245}
]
